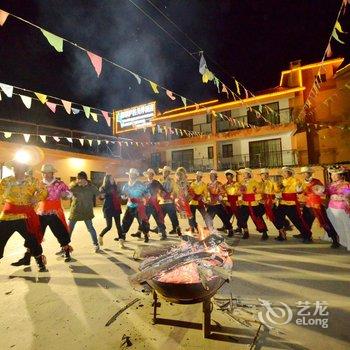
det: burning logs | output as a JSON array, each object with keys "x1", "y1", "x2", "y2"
[{"x1": 130, "y1": 232, "x2": 233, "y2": 297}]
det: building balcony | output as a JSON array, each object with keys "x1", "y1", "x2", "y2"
[
  {"x1": 217, "y1": 149, "x2": 299, "y2": 170},
  {"x1": 216, "y1": 107, "x2": 294, "y2": 133},
  {"x1": 170, "y1": 158, "x2": 214, "y2": 172}
]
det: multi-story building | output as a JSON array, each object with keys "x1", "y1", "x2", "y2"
[{"x1": 115, "y1": 58, "x2": 349, "y2": 173}]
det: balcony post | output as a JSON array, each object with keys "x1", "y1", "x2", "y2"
[
  {"x1": 211, "y1": 114, "x2": 217, "y2": 136},
  {"x1": 213, "y1": 141, "x2": 218, "y2": 170}
]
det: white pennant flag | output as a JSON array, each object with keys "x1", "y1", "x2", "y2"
[
  {"x1": 88, "y1": 139, "x2": 93, "y2": 146},
  {"x1": 97, "y1": 140, "x2": 101, "y2": 146},
  {"x1": 23, "y1": 134, "x2": 30, "y2": 143},
  {"x1": 0, "y1": 83, "x2": 13, "y2": 98},
  {"x1": 79, "y1": 138, "x2": 84, "y2": 146},
  {"x1": 53, "y1": 136, "x2": 60, "y2": 142},
  {"x1": 4, "y1": 132, "x2": 12, "y2": 138},
  {"x1": 39, "y1": 135, "x2": 47, "y2": 143},
  {"x1": 20, "y1": 95, "x2": 32, "y2": 109},
  {"x1": 66, "y1": 137, "x2": 73, "y2": 143}
]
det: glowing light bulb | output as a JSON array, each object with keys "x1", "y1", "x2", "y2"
[{"x1": 14, "y1": 150, "x2": 31, "y2": 164}]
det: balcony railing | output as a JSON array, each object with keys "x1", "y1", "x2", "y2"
[
  {"x1": 171, "y1": 158, "x2": 214, "y2": 172},
  {"x1": 216, "y1": 107, "x2": 294, "y2": 133},
  {"x1": 218, "y1": 150, "x2": 298, "y2": 170}
]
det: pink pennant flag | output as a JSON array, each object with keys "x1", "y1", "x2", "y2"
[
  {"x1": 62, "y1": 100, "x2": 72, "y2": 114},
  {"x1": 46, "y1": 101, "x2": 57, "y2": 113},
  {"x1": 101, "y1": 110, "x2": 111, "y2": 126},
  {"x1": 166, "y1": 90, "x2": 176, "y2": 100},
  {"x1": 87, "y1": 51, "x2": 102, "y2": 77},
  {"x1": 0, "y1": 10, "x2": 9, "y2": 26}
]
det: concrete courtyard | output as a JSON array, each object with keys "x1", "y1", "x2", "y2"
[{"x1": 0, "y1": 207, "x2": 349, "y2": 350}]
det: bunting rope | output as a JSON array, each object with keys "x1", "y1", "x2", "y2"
[
  {"x1": 0, "y1": 8, "x2": 269, "y2": 130},
  {"x1": 296, "y1": 0, "x2": 348, "y2": 123},
  {"x1": 0, "y1": 82, "x2": 111, "y2": 124},
  {"x1": 127, "y1": 0, "x2": 279, "y2": 125},
  {"x1": 0, "y1": 83, "x2": 205, "y2": 139}
]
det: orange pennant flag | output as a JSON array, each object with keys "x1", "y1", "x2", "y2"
[
  {"x1": 0, "y1": 10, "x2": 9, "y2": 26},
  {"x1": 166, "y1": 90, "x2": 176, "y2": 100},
  {"x1": 62, "y1": 100, "x2": 72, "y2": 114}
]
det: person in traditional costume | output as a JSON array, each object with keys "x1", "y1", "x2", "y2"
[
  {"x1": 158, "y1": 166, "x2": 181, "y2": 236},
  {"x1": 0, "y1": 159, "x2": 47, "y2": 271},
  {"x1": 69, "y1": 171, "x2": 101, "y2": 252},
  {"x1": 207, "y1": 170, "x2": 234, "y2": 237},
  {"x1": 142, "y1": 168, "x2": 167, "y2": 240},
  {"x1": 188, "y1": 171, "x2": 212, "y2": 233},
  {"x1": 98, "y1": 174, "x2": 124, "y2": 248},
  {"x1": 326, "y1": 165, "x2": 350, "y2": 251},
  {"x1": 222, "y1": 169, "x2": 242, "y2": 234},
  {"x1": 275, "y1": 167, "x2": 312, "y2": 242},
  {"x1": 121, "y1": 168, "x2": 150, "y2": 243},
  {"x1": 172, "y1": 167, "x2": 192, "y2": 234},
  {"x1": 12, "y1": 164, "x2": 73, "y2": 266},
  {"x1": 299, "y1": 166, "x2": 340, "y2": 248},
  {"x1": 239, "y1": 168, "x2": 269, "y2": 240}
]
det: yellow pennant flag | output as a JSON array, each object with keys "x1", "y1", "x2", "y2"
[
  {"x1": 335, "y1": 21, "x2": 346, "y2": 34},
  {"x1": 149, "y1": 81, "x2": 159, "y2": 94},
  {"x1": 90, "y1": 112, "x2": 98, "y2": 122},
  {"x1": 235, "y1": 80, "x2": 241, "y2": 95},
  {"x1": 35, "y1": 92, "x2": 47, "y2": 104}
]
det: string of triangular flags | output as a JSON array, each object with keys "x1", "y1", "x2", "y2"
[
  {"x1": 0, "y1": 8, "x2": 269, "y2": 131},
  {"x1": 297, "y1": 1, "x2": 349, "y2": 122},
  {"x1": 0, "y1": 9, "x2": 207, "y2": 112},
  {"x1": 0, "y1": 82, "x2": 211, "y2": 140},
  {"x1": 0, "y1": 82, "x2": 111, "y2": 126},
  {"x1": 0, "y1": 127, "x2": 161, "y2": 147},
  {"x1": 151, "y1": 124, "x2": 202, "y2": 137},
  {"x1": 306, "y1": 122, "x2": 350, "y2": 133},
  {"x1": 198, "y1": 52, "x2": 280, "y2": 126},
  {"x1": 302, "y1": 78, "x2": 350, "y2": 122}
]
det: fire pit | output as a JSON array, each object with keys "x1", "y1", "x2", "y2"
[
  {"x1": 148, "y1": 275, "x2": 226, "y2": 304},
  {"x1": 131, "y1": 231, "x2": 233, "y2": 338}
]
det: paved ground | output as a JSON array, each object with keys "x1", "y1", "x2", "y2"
[{"x1": 0, "y1": 207, "x2": 349, "y2": 350}]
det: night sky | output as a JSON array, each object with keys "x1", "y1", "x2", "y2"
[{"x1": 0, "y1": 0, "x2": 349, "y2": 134}]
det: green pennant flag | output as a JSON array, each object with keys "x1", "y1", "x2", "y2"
[
  {"x1": 40, "y1": 29, "x2": 63, "y2": 52},
  {"x1": 83, "y1": 105, "x2": 91, "y2": 118},
  {"x1": 181, "y1": 96, "x2": 187, "y2": 109},
  {"x1": 213, "y1": 77, "x2": 220, "y2": 92}
]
